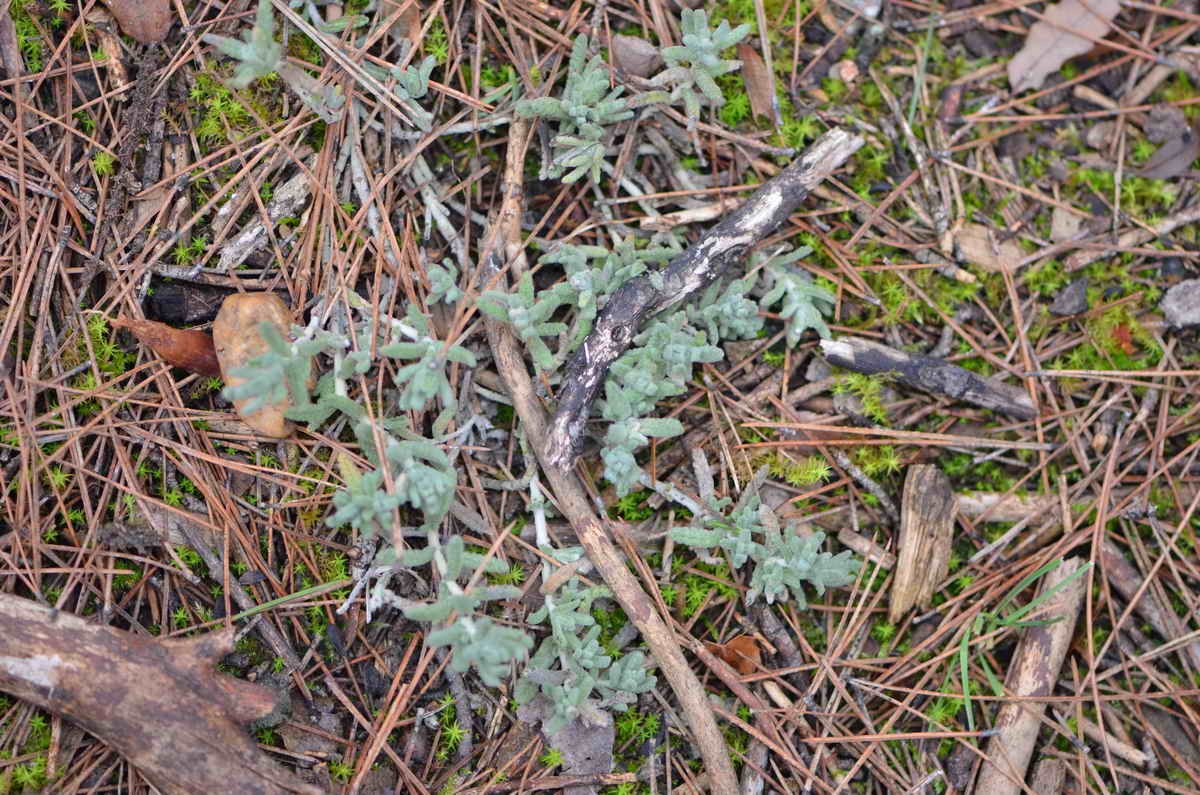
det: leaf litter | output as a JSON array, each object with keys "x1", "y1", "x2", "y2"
[{"x1": 4, "y1": 0, "x2": 1200, "y2": 792}]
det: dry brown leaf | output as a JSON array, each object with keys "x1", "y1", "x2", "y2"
[
  {"x1": 954, "y1": 223, "x2": 1024, "y2": 273},
  {"x1": 102, "y1": 0, "x2": 173, "y2": 44},
  {"x1": 706, "y1": 634, "x2": 761, "y2": 675},
  {"x1": 379, "y1": 0, "x2": 421, "y2": 44},
  {"x1": 110, "y1": 316, "x2": 221, "y2": 377},
  {"x1": 1007, "y1": 0, "x2": 1120, "y2": 94},
  {"x1": 212, "y1": 293, "x2": 302, "y2": 438},
  {"x1": 1137, "y1": 122, "x2": 1199, "y2": 180},
  {"x1": 611, "y1": 34, "x2": 663, "y2": 79},
  {"x1": 737, "y1": 42, "x2": 774, "y2": 122},
  {"x1": 1050, "y1": 205, "x2": 1085, "y2": 243}
]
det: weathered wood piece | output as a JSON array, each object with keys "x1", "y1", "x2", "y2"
[
  {"x1": 974, "y1": 559, "x2": 1086, "y2": 795},
  {"x1": 819, "y1": 336, "x2": 1036, "y2": 420},
  {"x1": 0, "y1": 593, "x2": 319, "y2": 794},
  {"x1": 545, "y1": 128, "x2": 865, "y2": 470},
  {"x1": 1028, "y1": 758, "x2": 1066, "y2": 795},
  {"x1": 890, "y1": 465, "x2": 954, "y2": 622},
  {"x1": 1099, "y1": 538, "x2": 1200, "y2": 672}
]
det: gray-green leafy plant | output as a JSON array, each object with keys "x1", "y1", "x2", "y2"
[
  {"x1": 517, "y1": 34, "x2": 667, "y2": 182},
  {"x1": 364, "y1": 53, "x2": 438, "y2": 131},
  {"x1": 514, "y1": 482, "x2": 655, "y2": 732},
  {"x1": 426, "y1": 259, "x2": 463, "y2": 305},
  {"x1": 201, "y1": 0, "x2": 282, "y2": 89},
  {"x1": 671, "y1": 489, "x2": 860, "y2": 606},
  {"x1": 650, "y1": 9, "x2": 751, "y2": 129},
  {"x1": 760, "y1": 248, "x2": 835, "y2": 345},
  {"x1": 516, "y1": 35, "x2": 635, "y2": 182},
  {"x1": 480, "y1": 239, "x2": 833, "y2": 497},
  {"x1": 222, "y1": 295, "x2": 529, "y2": 685}
]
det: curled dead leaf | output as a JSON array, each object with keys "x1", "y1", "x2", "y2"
[
  {"x1": 706, "y1": 634, "x2": 761, "y2": 675},
  {"x1": 737, "y1": 42, "x2": 775, "y2": 123},
  {"x1": 611, "y1": 34, "x2": 663, "y2": 79},
  {"x1": 110, "y1": 316, "x2": 221, "y2": 377},
  {"x1": 212, "y1": 293, "x2": 302, "y2": 438},
  {"x1": 101, "y1": 0, "x2": 173, "y2": 44},
  {"x1": 954, "y1": 223, "x2": 1024, "y2": 274},
  {"x1": 1137, "y1": 122, "x2": 1199, "y2": 180}
]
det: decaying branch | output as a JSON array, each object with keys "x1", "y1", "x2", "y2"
[
  {"x1": 819, "y1": 336, "x2": 1037, "y2": 420},
  {"x1": 0, "y1": 593, "x2": 319, "y2": 795},
  {"x1": 545, "y1": 127, "x2": 865, "y2": 470},
  {"x1": 974, "y1": 559, "x2": 1086, "y2": 795}
]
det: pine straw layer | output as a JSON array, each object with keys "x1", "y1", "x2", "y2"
[{"x1": 1, "y1": 0, "x2": 1198, "y2": 792}]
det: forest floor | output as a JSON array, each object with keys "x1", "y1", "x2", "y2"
[{"x1": 1, "y1": 0, "x2": 1200, "y2": 792}]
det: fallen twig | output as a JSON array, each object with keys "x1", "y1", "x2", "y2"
[
  {"x1": 819, "y1": 336, "x2": 1037, "y2": 420},
  {"x1": 974, "y1": 558, "x2": 1087, "y2": 795}
]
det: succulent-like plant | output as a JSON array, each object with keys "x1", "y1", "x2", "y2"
[
  {"x1": 650, "y1": 9, "x2": 751, "y2": 128},
  {"x1": 202, "y1": 0, "x2": 282, "y2": 88}
]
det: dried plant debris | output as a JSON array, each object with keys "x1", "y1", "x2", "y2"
[
  {"x1": 736, "y1": 41, "x2": 775, "y2": 123},
  {"x1": 1160, "y1": 279, "x2": 1200, "y2": 328},
  {"x1": 111, "y1": 316, "x2": 221, "y2": 377},
  {"x1": 1137, "y1": 121, "x2": 1199, "y2": 179},
  {"x1": 102, "y1": 0, "x2": 173, "y2": 44},
  {"x1": 1007, "y1": 0, "x2": 1120, "y2": 94},
  {"x1": 610, "y1": 34, "x2": 663, "y2": 78}
]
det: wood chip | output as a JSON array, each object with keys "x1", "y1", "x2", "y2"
[{"x1": 890, "y1": 465, "x2": 954, "y2": 622}]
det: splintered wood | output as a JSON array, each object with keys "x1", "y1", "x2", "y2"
[
  {"x1": 890, "y1": 465, "x2": 955, "y2": 622},
  {"x1": 975, "y1": 558, "x2": 1087, "y2": 795}
]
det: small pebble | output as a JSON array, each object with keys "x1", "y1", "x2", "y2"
[
  {"x1": 1049, "y1": 277, "x2": 1089, "y2": 316},
  {"x1": 1160, "y1": 279, "x2": 1200, "y2": 328}
]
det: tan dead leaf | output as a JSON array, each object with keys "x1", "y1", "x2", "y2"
[
  {"x1": 1050, "y1": 205, "x2": 1085, "y2": 243},
  {"x1": 111, "y1": 316, "x2": 221, "y2": 377},
  {"x1": 737, "y1": 42, "x2": 775, "y2": 123},
  {"x1": 102, "y1": 0, "x2": 173, "y2": 44},
  {"x1": 706, "y1": 634, "x2": 761, "y2": 675},
  {"x1": 379, "y1": 0, "x2": 421, "y2": 44},
  {"x1": 1137, "y1": 122, "x2": 1199, "y2": 180},
  {"x1": 611, "y1": 34, "x2": 663, "y2": 79},
  {"x1": 1084, "y1": 120, "x2": 1117, "y2": 150},
  {"x1": 213, "y1": 293, "x2": 304, "y2": 438},
  {"x1": 954, "y1": 223, "x2": 1023, "y2": 273},
  {"x1": 1007, "y1": 0, "x2": 1120, "y2": 94}
]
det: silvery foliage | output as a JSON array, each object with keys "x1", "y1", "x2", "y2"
[
  {"x1": 514, "y1": 482, "x2": 655, "y2": 733},
  {"x1": 224, "y1": 295, "x2": 529, "y2": 686},
  {"x1": 363, "y1": 52, "x2": 437, "y2": 131},
  {"x1": 426, "y1": 258, "x2": 463, "y2": 305},
  {"x1": 672, "y1": 490, "x2": 859, "y2": 606},
  {"x1": 759, "y1": 247, "x2": 835, "y2": 345},
  {"x1": 649, "y1": 9, "x2": 751, "y2": 128},
  {"x1": 202, "y1": 0, "x2": 282, "y2": 89},
  {"x1": 516, "y1": 35, "x2": 665, "y2": 182},
  {"x1": 205, "y1": 0, "x2": 436, "y2": 125},
  {"x1": 479, "y1": 239, "x2": 834, "y2": 497}
]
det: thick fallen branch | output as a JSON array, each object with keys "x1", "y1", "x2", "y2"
[
  {"x1": 545, "y1": 127, "x2": 864, "y2": 470},
  {"x1": 819, "y1": 336, "x2": 1037, "y2": 420},
  {"x1": 0, "y1": 593, "x2": 319, "y2": 795}
]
